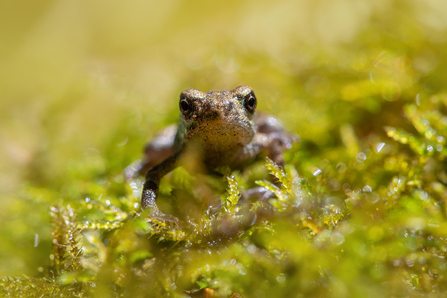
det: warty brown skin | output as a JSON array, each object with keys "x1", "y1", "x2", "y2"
[{"x1": 125, "y1": 86, "x2": 296, "y2": 220}]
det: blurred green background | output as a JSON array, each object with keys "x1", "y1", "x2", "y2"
[{"x1": 1, "y1": 0, "x2": 447, "y2": 296}]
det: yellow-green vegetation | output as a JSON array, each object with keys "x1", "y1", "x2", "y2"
[{"x1": 1, "y1": 0, "x2": 447, "y2": 297}]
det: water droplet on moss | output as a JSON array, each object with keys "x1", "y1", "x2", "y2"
[
  {"x1": 331, "y1": 232, "x2": 345, "y2": 245},
  {"x1": 336, "y1": 163, "x2": 346, "y2": 173},
  {"x1": 276, "y1": 273, "x2": 286, "y2": 283},
  {"x1": 376, "y1": 142, "x2": 385, "y2": 152},
  {"x1": 363, "y1": 185, "x2": 372, "y2": 192},
  {"x1": 313, "y1": 168, "x2": 322, "y2": 176},
  {"x1": 323, "y1": 197, "x2": 345, "y2": 215},
  {"x1": 356, "y1": 152, "x2": 367, "y2": 162},
  {"x1": 428, "y1": 219, "x2": 440, "y2": 228}
]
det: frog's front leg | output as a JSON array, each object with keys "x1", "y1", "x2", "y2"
[
  {"x1": 141, "y1": 152, "x2": 180, "y2": 217},
  {"x1": 125, "y1": 124, "x2": 177, "y2": 180}
]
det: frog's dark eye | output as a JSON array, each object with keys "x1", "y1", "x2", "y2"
[
  {"x1": 179, "y1": 96, "x2": 193, "y2": 115},
  {"x1": 244, "y1": 91, "x2": 257, "y2": 112}
]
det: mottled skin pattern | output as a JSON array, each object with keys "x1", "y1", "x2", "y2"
[{"x1": 126, "y1": 86, "x2": 296, "y2": 219}]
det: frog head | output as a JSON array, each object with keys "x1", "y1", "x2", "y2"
[{"x1": 176, "y1": 86, "x2": 257, "y2": 152}]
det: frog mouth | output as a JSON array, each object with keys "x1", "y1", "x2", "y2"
[{"x1": 185, "y1": 118, "x2": 255, "y2": 147}]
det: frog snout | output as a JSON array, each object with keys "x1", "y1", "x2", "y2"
[{"x1": 198, "y1": 109, "x2": 220, "y2": 121}]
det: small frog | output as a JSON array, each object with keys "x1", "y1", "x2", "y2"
[{"x1": 126, "y1": 86, "x2": 296, "y2": 219}]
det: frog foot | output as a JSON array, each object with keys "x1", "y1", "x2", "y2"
[{"x1": 145, "y1": 207, "x2": 180, "y2": 226}]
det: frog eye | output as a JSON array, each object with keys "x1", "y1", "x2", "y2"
[
  {"x1": 244, "y1": 91, "x2": 257, "y2": 112},
  {"x1": 179, "y1": 96, "x2": 193, "y2": 115}
]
